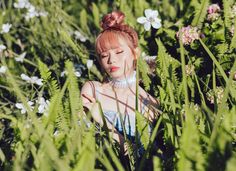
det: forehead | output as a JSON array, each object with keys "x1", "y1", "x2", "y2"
[{"x1": 96, "y1": 31, "x2": 131, "y2": 54}]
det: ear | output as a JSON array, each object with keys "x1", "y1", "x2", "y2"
[{"x1": 133, "y1": 47, "x2": 141, "y2": 60}]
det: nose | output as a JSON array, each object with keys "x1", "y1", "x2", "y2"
[{"x1": 107, "y1": 52, "x2": 116, "y2": 64}]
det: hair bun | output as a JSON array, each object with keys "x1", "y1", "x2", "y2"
[{"x1": 100, "y1": 11, "x2": 125, "y2": 30}]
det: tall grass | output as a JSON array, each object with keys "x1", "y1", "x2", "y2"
[{"x1": 0, "y1": 0, "x2": 236, "y2": 170}]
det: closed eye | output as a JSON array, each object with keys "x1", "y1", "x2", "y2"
[
  {"x1": 116, "y1": 50, "x2": 124, "y2": 54},
  {"x1": 100, "y1": 54, "x2": 108, "y2": 58}
]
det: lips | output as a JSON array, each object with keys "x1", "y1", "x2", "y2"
[{"x1": 110, "y1": 66, "x2": 120, "y2": 72}]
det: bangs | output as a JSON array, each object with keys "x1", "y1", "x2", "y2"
[{"x1": 95, "y1": 30, "x2": 133, "y2": 55}]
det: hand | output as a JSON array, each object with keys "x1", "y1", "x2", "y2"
[
  {"x1": 82, "y1": 93, "x2": 103, "y2": 125},
  {"x1": 123, "y1": 142, "x2": 129, "y2": 156}
]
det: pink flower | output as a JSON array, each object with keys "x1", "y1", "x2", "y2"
[
  {"x1": 207, "y1": 4, "x2": 221, "y2": 21},
  {"x1": 207, "y1": 13, "x2": 220, "y2": 21},
  {"x1": 207, "y1": 4, "x2": 220, "y2": 14},
  {"x1": 176, "y1": 26, "x2": 200, "y2": 45}
]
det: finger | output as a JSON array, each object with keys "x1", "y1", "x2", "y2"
[
  {"x1": 123, "y1": 142, "x2": 129, "y2": 155},
  {"x1": 82, "y1": 93, "x2": 96, "y2": 103},
  {"x1": 83, "y1": 104, "x2": 91, "y2": 112}
]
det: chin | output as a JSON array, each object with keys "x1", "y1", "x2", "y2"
[
  {"x1": 108, "y1": 71, "x2": 124, "y2": 79},
  {"x1": 109, "y1": 70, "x2": 134, "y2": 80}
]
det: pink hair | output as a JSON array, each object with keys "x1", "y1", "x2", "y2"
[{"x1": 95, "y1": 11, "x2": 138, "y2": 55}]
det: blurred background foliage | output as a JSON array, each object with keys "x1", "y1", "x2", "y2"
[{"x1": 0, "y1": 0, "x2": 236, "y2": 170}]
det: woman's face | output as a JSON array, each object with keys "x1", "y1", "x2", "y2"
[{"x1": 99, "y1": 37, "x2": 136, "y2": 80}]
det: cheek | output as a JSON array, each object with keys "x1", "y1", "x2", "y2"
[
  {"x1": 100, "y1": 59, "x2": 109, "y2": 70},
  {"x1": 124, "y1": 55, "x2": 134, "y2": 67}
]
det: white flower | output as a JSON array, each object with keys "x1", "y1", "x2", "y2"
[
  {"x1": 206, "y1": 86, "x2": 224, "y2": 104},
  {"x1": 86, "y1": 59, "x2": 93, "y2": 69},
  {"x1": 74, "y1": 71, "x2": 81, "y2": 77},
  {"x1": 141, "y1": 52, "x2": 157, "y2": 75},
  {"x1": 60, "y1": 70, "x2": 81, "y2": 77},
  {"x1": 60, "y1": 70, "x2": 68, "y2": 77},
  {"x1": 0, "y1": 66, "x2": 7, "y2": 74},
  {"x1": 13, "y1": 0, "x2": 31, "y2": 9},
  {"x1": 53, "y1": 130, "x2": 59, "y2": 136},
  {"x1": 39, "y1": 11, "x2": 48, "y2": 17},
  {"x1": 185, "y1": 64, "x2": 195, "y2": 76},
  {"x1": 24, "y1": 5, "x2": 39, "y2": 20},
  {"x1": 137, "y1": 9, "x2": 162, "y2": 31},
  {"x1": 74, "y1": 31, "x2": 87, "y2": 42},
  {"x1": 20, "y1": 73, "x2": 43, "y2": 86},
  {"x1": 14, "y1": 0, "x2": 48, "y2": 20},
  {"x1": 0, "y1": 44, "x2": 6, "y2": 53},
  {"x1": 37, "y1": 97, "x2": 50, "y2": 116},
  {"x1": 15, "y1": 101, "x2": 34, "y2": 114},
  {"x1": 141, "y1": 52, "x2": 157, "y2": 61},
  {"x1": 1, "y1": 23, "x2": 12, "y2": 34},
  {"x1": 15, "y1": 52, "x2": 26, "y2": 62}
]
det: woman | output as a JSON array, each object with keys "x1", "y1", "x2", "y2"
[{"x1": 81, "y1": 11, "x2": 159, "y2": 154}]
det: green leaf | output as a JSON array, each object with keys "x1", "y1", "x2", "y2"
[
  {"x1": 92, "y1": 3, "x2": 100, "y2": 29},
  {"x1": 136, "y1": 111, "x2": 150, "y2": 150},
  {"x1": 192, "y1": 0, "x2": 209, "y2": 28},
  {"x1": 223, "y1": 0, "x2": 232, "y2": 31},
  {"x1": 80, "y1": 9, "x2": 88, "y2": 32},
  {"x1": 177, "y1": 107, "x2": 204, "y2": 171}
]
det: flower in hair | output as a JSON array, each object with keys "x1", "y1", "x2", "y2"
[{"x1": 137, "y1": 9, "x2": 162, "y2": 31}]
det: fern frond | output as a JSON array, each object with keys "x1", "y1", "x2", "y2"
[
  {"x1": 65, "y1": 61, "x2": 83, "y2": 127},
  {"x1": 156, "y1": 39, "x2": 180, "y2": 112},
  {"x1": 59, "y1": 30, "x2": 88, "y2": 63},
  {"x1": 73, "y1": 129, "x2": 96, "y2": 170},
  {"x1": 47, "y1": 80, "x2": 68, "y2": 126},
  {"x1": 177, "y1": 108, "x2": 204, "y2": 171},
  {"x1": 223, "y1": 0, "x2": 232, "y2": 31},
  {"x1": 90, "y1": 65, "x2": 103, "y2": 81},
  {"x1": 230, "y1": 18, "x2": 236, "y2": 50},
  {"x1": 191, "y1": 0, "x2": 209, "y2": 29},
  {"x1": 136, "y1": 111, "x2": 150, "y2": 150},
  {"x1": 138, "y1": 58, "x2": 151, "y2": 91},
  {"x1": 38, "y1": 59, "x2": 59, "y2": 96},
  {"x1": 55, "y1": 99, "x2": 70, "y2": 132}
]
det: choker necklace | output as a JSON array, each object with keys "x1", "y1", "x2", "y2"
[{"x1": 109, "y1": 71, "x2": 136, "y2": 88}]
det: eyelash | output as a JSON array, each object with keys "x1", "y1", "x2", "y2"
[
  {"x1": 101, "y1": 50, "x2": 123, "y2": 58},
  {"x1": 101, "y1": 55, "x2": 108, "y2": 58},
  {"x1": 116, "y1": 50, "x2": 123, "y2": 54}
]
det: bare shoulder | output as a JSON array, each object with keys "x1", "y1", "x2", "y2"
[{"x1": 81, "y1": 81, "x2": 102, "y2": 103}]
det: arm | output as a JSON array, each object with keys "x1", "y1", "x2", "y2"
[
  {"x1": 81, "y1": 81, "x2": 103, "y2": 125},
  {"x1": 81, "y1": 82, "x2": 127, "y2": 152},
  {"x1": 140, "y1": 89, "x2": 161, "y2": 122}
]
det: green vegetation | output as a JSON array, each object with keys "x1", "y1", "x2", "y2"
[{"x1": 0, "y1": 0, "x2": 235, "y2": 170}]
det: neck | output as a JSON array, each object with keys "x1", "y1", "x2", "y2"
[{"x1": 109, "y1": 71, "x2": 136, "y2": 89}]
